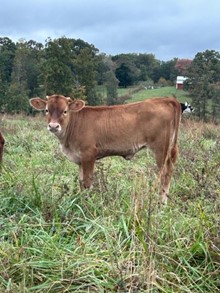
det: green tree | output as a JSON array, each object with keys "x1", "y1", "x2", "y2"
[
  {"x1": 0, "y1": 37, "x2": 16, "y2": 110},
  {"x1": 24, "y1": 40, "x2": 44, "y2": 97},
  {"x1": 158, "y1": 59, "x2": 178, "y2": 83},
  {"x1": 43, "y1": 37, "x2": 100, "y2": 104},
  {"x1": 6, "y1": 39, "x2": 43, "y2": 113},
  {"x1": 133, "y1": 53, "x2": 158, "y2": 82},
  {"x1": 6, "y1": 82, "x2": 29, "y2": 113},
  {"x1": 105, "y1": 71, "x2": 119, "y2": 105},
  {"x1": 74, "y1": 45, "x2": 100, "y2": 105},
  {"x1": 6, "y1": 40, "x2": 30, "y2": 112},
  {"x1": 96, "y1": 54, "x2": 116, "y2": 85},
  {"x1": 115, "y1": 63, "x2": 135, "y2": 87},
  {"x1": 185, "y1": 50, "x2": 220, "y2": 121},
  {"x1": 113, "y1": 53, "x2": 148, "y2": 84},
  {"x1": 0, "y1": 37, "x2": 16, "y2": 84},
  {"x1": 210, "y1": 82, "x2": 220, "y2": 121},
  {"x1": 43, "y1": 37, "x2": 76, "y2": 95}
]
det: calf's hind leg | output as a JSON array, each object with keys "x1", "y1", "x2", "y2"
[{"x1": 155, "y1": 145, "x2": 178, "y2": 204}]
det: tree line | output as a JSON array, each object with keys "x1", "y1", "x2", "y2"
[{"x1": 0, "y1": 36, "x2": 219, "y2": 121}]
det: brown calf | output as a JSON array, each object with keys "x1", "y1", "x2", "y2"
[{"x1": 30, "y1": 95, "x2": 181, "y2": 203}]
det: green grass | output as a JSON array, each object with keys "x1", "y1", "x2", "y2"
[
  {"x1": 0, "y1": 115, "x2": 219, "y2": 292},
  {"x1": 98, "y1": 85, "x2": 192, "y2": 104},
  {"x1": 128, "y1": 86, "x2": 192, "y2": 103}
]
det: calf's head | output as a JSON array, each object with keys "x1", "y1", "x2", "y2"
[{"x1": 30, "y1": 95, "x2": 85, "y2": 134}]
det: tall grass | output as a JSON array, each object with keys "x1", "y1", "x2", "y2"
[{"x1": 0, "y1": 116, "x2": 219, "y2": 292}]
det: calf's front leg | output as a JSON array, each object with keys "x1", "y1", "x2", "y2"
[{"x1": 79, "y1": 157, "x2": 96, "y2": 189}]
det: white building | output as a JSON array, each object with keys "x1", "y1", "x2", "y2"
[{"x1": 176, "y1": 76, "x2": 188, "y2": 90}]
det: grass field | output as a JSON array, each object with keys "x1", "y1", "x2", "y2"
[
  {"x1": 100, "y1": 85, "x2": 192, "y2": 105},
  {"x1": 128, "y1": 86, "x2": 192, "y2": 103},
  {"x1": 0, "y1": 95, "x2": 219, "y2": 292}
]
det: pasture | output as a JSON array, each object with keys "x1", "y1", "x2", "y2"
[
  {"x1": 124, "y1": 86, "x2": 192, "y2": 104},
  {"x1": 0, "y1": 102, "x2": 219, "y2": 291},
  {"x1": 98, "y1": 85, "x2": 192, "y2": 105}
]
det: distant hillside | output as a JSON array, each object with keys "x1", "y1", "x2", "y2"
[{"x1": 121, "y1": 86, "x2": 192, "y2": 103}]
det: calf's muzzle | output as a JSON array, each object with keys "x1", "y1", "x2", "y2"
[{"x1": 48, "y1": 122, "x2": 61, "y2": 133}]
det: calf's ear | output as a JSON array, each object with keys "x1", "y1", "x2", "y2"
[
  {"x1": 69, "y1": 99, "x2": 85, "y2": 112},
  {"x1": 30, "y1": 98, "x2": 47, "y2": 110}
]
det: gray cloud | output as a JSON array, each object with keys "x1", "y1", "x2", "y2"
[{"x1": 0, "y1": 0, "x2": 219, "y2": 60}]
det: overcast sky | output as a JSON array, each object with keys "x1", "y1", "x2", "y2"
[{"x1": 1, "y1": 0, "x2": 219, "y2": 61}]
